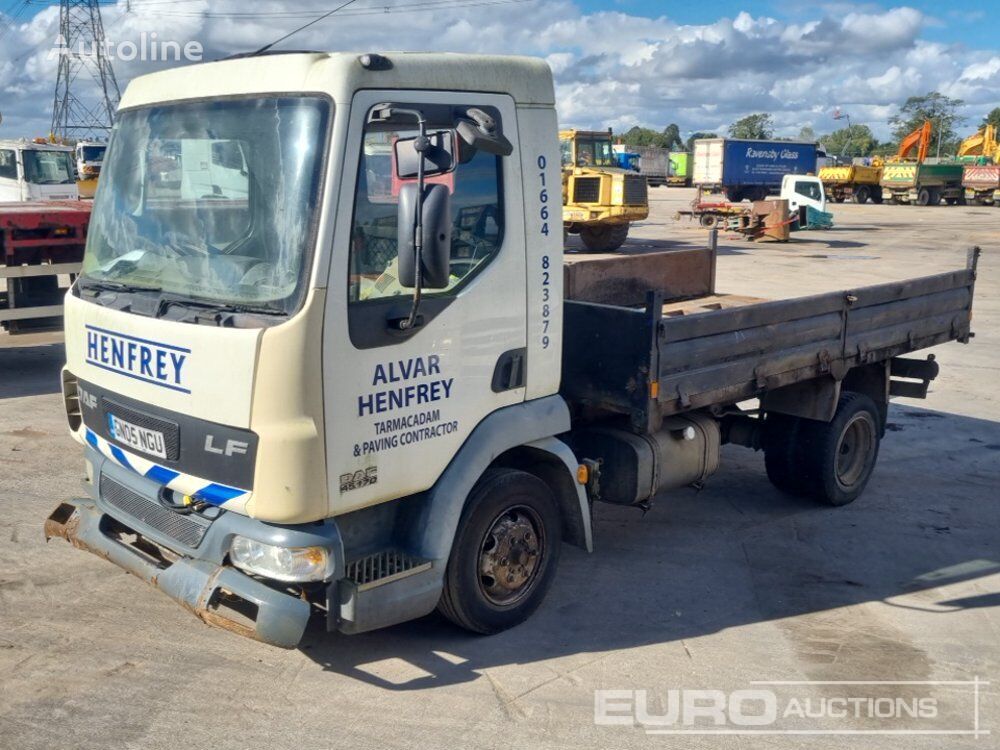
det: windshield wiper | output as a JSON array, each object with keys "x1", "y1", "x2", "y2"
[
  {"x1": 156, "y1": 293, "x2": 287, "y2": 320},
  {"x1": 79, "y1": 278, "x2": 162, "y2": 295}
]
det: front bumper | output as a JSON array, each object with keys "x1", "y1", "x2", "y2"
[
  {"x1": 46, "y1": 498, "x2": 313, "y2": 648},
  {"x1": 46, "y1": 448, "x2": 344, "y2": 649}
]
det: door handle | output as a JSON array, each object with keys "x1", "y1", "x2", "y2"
[{"x1": 491, "y1": 348, "x2": 527, "y2": 392}]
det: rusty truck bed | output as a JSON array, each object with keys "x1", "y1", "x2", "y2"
[{"x1": 561, "y1": 243, "x2": 979, "y2": 432}]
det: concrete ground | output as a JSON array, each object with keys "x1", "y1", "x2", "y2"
[{"x1": 1, "y1": 188, "x2": 997, "y2": 749}]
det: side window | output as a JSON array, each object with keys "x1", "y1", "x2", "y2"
[
  {"x1": 795, "y1": 180, "x2": 821, "y2": 200},
  {"x1": 560, "y1": 139, "x2": 573, "y2": 167},
  {"x1": 0, "y1": 149, "x2": 19, "y2": 180},
  {"x1": 348, "y1": 106, "x2": 504, "y2": 303}
]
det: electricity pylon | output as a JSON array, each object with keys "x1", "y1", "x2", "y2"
[{"x1": 50, "y1": 0, "x2": 121, "y2": 140}]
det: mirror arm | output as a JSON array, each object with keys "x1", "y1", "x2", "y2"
[{"x1": 392, "y1": 107, "x2": 429, "y2": 331}]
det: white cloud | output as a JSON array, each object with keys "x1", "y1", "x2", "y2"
[{"x1": 0, "y1": 1, "x2": 997, "y2": 141}]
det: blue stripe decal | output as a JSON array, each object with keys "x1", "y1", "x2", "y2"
[
  {"x1": 109, "y1": 445, "x2": 133, "y2": 471},
  {"x1": 196, "y1": 483, "x2": 246, "y2": 506},
  {"x1": 84, "y1": 324, "x2": 191, "y2": 353},
  {"x1": 85, "y1": 360, "x2": 192, "y2": 394},
  {"x1": 145, "y1": 465, "x2": 180, "y2": 485},
  {"x1": 85, "y1": 428, "x2": 99, "y2": 450}
]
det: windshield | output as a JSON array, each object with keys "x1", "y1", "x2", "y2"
[
  {"x1": 563, "y1": 137, "x2": 615, "y2": 168},
  {"x1": 80, "y1": 145, "x2": 105, "y2": 162},
  {"x1": 80, "y1": 96, "x2": 330, "y2": 316},
  {"x1": 22, "y1": 150, "x2": 75, "y2": 185}
]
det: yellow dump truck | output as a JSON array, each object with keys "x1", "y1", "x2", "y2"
[
  {"x1": 561, "y1": 129, "x2": 649, "y2": 252},
  {"x1": 818, "y1": 163, "x2": 883, "y2": 204}
]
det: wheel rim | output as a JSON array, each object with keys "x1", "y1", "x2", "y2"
[
  {"x1": 477, "y1": 505, "x2": 545, "y2": 606},
  {"x1": 836, "y1": 414, "x2": 876, "y2": 489}
]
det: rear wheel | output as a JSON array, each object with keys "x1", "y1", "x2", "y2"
[
  {"x1": 853, "y1": 185, "x2": 871, "y2": 204},
  {"x1": 699, "y1": 213, "x2": 719, "y2": 229},
  {"x1": 795, "y1": 392, "x2": 882, "y2": 506},
  {"x1": 763, "y1": 412, "x2": 808, "y2": 496},
  {"x1": 579, "y1": 223, "x2": 629, "y2": 252},
  {"x1": 870, "y1": 191, "x2": 883, "y2": 204},
  {"x1": 438, "y1": 469, "x2": 561, "y2": 634},
  {"x1": 725, "y1": 187, "x2": 745, "y2": 203},
  {"x1": 916, "y1": 188, "x2": 932, "y2": 206}
]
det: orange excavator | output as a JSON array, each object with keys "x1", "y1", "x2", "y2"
[{"x1": 887, "y1": 120, "x2": 932, "y2": 163}]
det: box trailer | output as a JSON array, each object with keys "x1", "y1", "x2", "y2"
[{"x1": 693, "y1": 137, "x2": 818, "y2": 202}]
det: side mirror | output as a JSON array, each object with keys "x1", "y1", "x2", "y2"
[
  {"x1": 456, "y1": 107, "x2": 513, "y2": 157},
  {"x1": 397, "y1": 182, "x2": 451, "y2": 289},
  {"x1": 394, "y1": 131, "x2": 455, "y2": 178}
]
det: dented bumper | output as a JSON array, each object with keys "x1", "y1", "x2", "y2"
[{"x1": 46, "y1": 498, "x2": 316, "y2": 648}]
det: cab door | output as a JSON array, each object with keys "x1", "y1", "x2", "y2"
[
  {"x1": 0, "y1": 148, "x2": 20, "y2": 202},
  {"x1": 322, "y1": 90, "x2": 527, "y2": 515}
]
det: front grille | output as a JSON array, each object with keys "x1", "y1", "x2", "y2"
[
  {"x1": 101, "y1": 474, "x2": 210, "y2": 548},
  {"x1": 624, "y1": 175, "x2": 648, "y2": 205},
  {"x1": 572, "y1": 177, "x2": 601, "y2": 203},
  {"x1": 103, "y1": 398, "x2": 180, "y2": 460}
]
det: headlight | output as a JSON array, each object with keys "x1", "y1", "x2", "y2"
[{"x1": 228, "y1": 536, "x2": 334, "y2": 582}]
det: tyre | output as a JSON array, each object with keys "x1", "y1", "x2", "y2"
[
  {"x1": 928, "y1": 188, "x2": 941, "y2": 205},
  {"x1": 438, "y1": 469, "x2": 562, "y2": 634},
  {"x1": 870, "y1": 191, "x2": 883, "y2": 204},
  {"x1": 833, "y1": 194, "x2": 846, "y2": 203},
  {"x1": 763, "y1": 412, "x2": 808, "y2": 496},
  {"x1": 795, "y1": 392, "x2": 882, "y2": 506},
  {"x1": 699, "y1": 213, "x2": 719, "y2": 229},
  {"x1": 579, "y1": 223, "x2": 629, "y2": 252},
  {"x1": 916, "y1": 188, "x2": 932, "y2": 206},
  {"x1": 725, "y1": 187, "x2": 744, "y2": 203},
  {"x1": 853, "y1": 185, "x2": 870, "y2": 204}
]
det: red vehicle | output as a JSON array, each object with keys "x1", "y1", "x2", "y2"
[
  {"x1": 962, "y1": 164, "x2": 1000, "y2": 205},
  {"x1": 0, "y1": 201, "x2": 90, "y2": 338}
]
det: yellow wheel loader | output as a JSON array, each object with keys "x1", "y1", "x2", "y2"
[{"x1": 560, "y1": 129, "x2": 649, "y2": 252}]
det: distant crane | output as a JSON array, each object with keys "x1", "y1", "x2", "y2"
[{"x1": 50, "y1": 0, "x2": 121, "y2": 140}]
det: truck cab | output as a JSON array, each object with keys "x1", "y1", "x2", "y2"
[
  {"x1": 780, "y1": 173, "x2": 826, "y2": 214},
  {"x1": 74, "y1": 141, "x2": 107, "y2": 199},
  {"x1": 49, "y1": 52, "x2": 579, "y2": 647},
  {"x1": 0, "y1": 140, "x2": 79, "y2": 202}
]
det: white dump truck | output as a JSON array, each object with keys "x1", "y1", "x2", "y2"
[{"x1": 47, "y1": 52, "x2": 978, "y2": 648}]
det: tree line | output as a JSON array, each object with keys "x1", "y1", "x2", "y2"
[{"x1": 620, "y1": 94, "x2": 1000, "y2": 158}]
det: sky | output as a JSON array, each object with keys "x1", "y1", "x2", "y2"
[{"x1": 1, "y1": 0, "x2": 998, "y2": 144}]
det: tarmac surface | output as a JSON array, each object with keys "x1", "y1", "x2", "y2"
[{"x1": 1, "y1": 187, "x2": 997, "y2": 749}]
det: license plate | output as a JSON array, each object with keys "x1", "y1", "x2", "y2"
[{"x1": 107, "y1": 414, "x2": 167, "y2": 459}]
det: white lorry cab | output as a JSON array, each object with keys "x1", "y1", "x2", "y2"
[
  {"x1": 47, "y1": 52, "x2": 976, "y2": 648},
  {"x1": 75, "y1": 141, "x2": 106, "y2": 179},
  {"x1": 780, "y1": 173, "x2": 826, "y2": 214},
  {"x1": 0, "y1": 140, "x2": 79, "y2": 202}
]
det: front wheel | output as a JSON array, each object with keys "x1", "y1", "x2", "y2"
[
  {"x1": 438, "y1": 469, "x2": 561, "y2": 634},
  {"x1": 579, "y1": 223, "x2": 629, "y2": 252}
]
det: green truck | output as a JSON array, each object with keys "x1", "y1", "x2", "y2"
[
  {"x1": 668, "y1": 151, "x2": 691, "y2": 186},
  {"x1": 880, "y1": 161, "x2": 965, "y2": 205}
]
